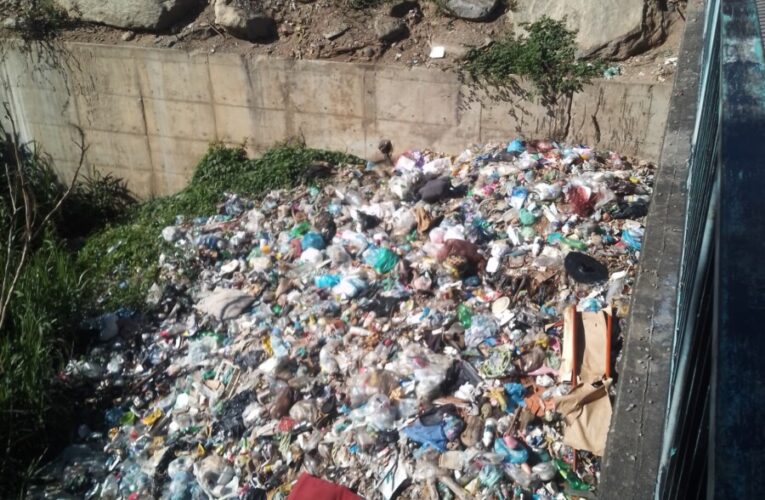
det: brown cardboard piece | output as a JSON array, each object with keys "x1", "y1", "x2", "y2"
[
  {"x1": 554, "y1": 380, "x2": 612, "y2": 456},
  {"x1": 579, "y1": 311, "x2": 608, "y2": 383},
  {"x1": 560, "y1": 307, "x2": 610, "y2": 384}
]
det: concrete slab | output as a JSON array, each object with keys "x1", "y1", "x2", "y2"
[
  {"x1": 83, "y1": 129, "x2": 153, "y2": 170},
  {"x1": 137, "y1": 58, "x2": 212, "y2": 102},
  {"x1": 142, "y1": 98, "x2": 216, "y2": 141},
  {"x1": 76, "y1": 94, "x2": 146, "y2": 134},
  {"x1": 147, "y1": 135, "x2": 210, "y2": 176}
]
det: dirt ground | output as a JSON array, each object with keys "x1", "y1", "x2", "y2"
[{"x1": 48, "y1": 1, "x2": 686, "y2": 84}]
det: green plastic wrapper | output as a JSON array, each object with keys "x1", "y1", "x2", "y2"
[
  {"x1": 547, "y1": 232, "x2": 587, "y2": 251},
  {"x1": 519, "y1": 208, "x2": 537, "y2": 226},
  {"x1": 290, "y1": 221, "x2": 311, "y2": 238},
  {"x1": 373, "y1": 248, "x2": 399, "y2": 274}
]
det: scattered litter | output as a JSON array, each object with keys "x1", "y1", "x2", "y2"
[
  {"x1": 38, "y1": 138, "x2": 654, "y2": 498},
  {"x1": 429, "y1": 46, "x2": 445, "y2": 59}
]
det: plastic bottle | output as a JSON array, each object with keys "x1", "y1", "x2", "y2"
[
  {"x1": 457, "y1": 303, "x2": 472, "y2": 328},
  {"x1": 547, "y1": 232, "x2": 587, "y2": 251},
  {"x1": 270, "y1": 328, "x2": 290, "y2": 358}
]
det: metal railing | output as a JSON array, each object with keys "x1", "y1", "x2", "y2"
[{"x1": 651, "y1": 0, "x2": 765, "y2": 498}]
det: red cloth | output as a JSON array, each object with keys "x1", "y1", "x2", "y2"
[{"x1": 287, "y1": 473, "x2": 363, "y2": 500}]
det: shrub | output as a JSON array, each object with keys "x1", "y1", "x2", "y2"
[
  {"x1": 79, "y1": 142, "x2": 363, "y2": 310},
  {"x1": 61, "y1": 172, "x2": 137, "y2": 238},
  {"x1": 462, "y1": 16, "x2": 603, "y2": 105}
]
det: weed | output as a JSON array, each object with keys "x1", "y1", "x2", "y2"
[
  {"x1": 79, "y1": 142, "x2": 362, "y2": 310},
  {"x1": 0, "y1": 235, "x2": 85, "y2": 494},
  {"x1": 462, "y1": 16, "x2": 603, "y2": 106},
  {"x1": 1, "y1": 0, "x2": 69, "y2": 41}
]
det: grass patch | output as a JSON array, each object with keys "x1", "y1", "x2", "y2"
[
  {"x1": 80, "y1": 142, "x2": 363, "y2": 310},
  {"x1": 0, "y1": 235, "x2": 86, "y2": 494},
  {"x1": 462, "y1": 16, "x2": 604, "y2": 105}
]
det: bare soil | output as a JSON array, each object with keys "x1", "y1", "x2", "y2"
[{"x1": 44, "y1": 1, "x2": 686, "y2": 84}]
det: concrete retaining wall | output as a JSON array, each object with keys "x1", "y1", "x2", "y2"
[{"x1": 0, "y1": 41, "x2": 671, "y2": 197}]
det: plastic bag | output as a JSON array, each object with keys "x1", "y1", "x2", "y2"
[
  {"x1": 332, "y1": 276, "x2": 368, "y2": 299},
  {"x1": 465, "y1": 315, "x2": 498, "y2": 347},
  {"x1": 315, "y1": 274, "x2": 341, "y2": 289},
  {"x1": 301, "y1": 232, "x2": 326, "y2": 251},
  {"x1": 373, "y1": 248, "x2": 399, "y2": 274},
  {"x1": 621, "y1": 227, "x2": 644, "y2": 250}
]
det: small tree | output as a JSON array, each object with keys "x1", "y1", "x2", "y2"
[{"x1": 463, "y1": 16, "x2": 603, "y2": 106}]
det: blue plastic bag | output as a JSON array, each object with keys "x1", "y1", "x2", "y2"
[
  {"x1": 301, "y1": 231, "x2": 326, "y2": 250},
  {"x1": 621, "y1": 228, "x2": 644, "y2": 251},
  {"x1": 402, "y1": 421, "x2": 448, "y2": 452},
  {"x1": 494, "y1": 438, "x2": 529, "y2": 464},
  {"x1": 503, "y1": 383, "x2": 527, "y2": 412},
  {"x1": 507, "y1": 139, "x2": 525, "y2": 154},
  {"x1": 314, "y1": 274, "x2": 341, "y2": 289}
]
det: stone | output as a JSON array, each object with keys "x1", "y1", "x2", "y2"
[
  {"x1": 2, "y1": 17, "x2": 18, "y2": 30},
  {"x1": 323, "y1": 23, "x2": 349, "y2": 40},
  {"x1": 121, "y1": 30, "x2": 136, "y2": 41},
  {"x1": 55, "y1": 0, "x2": 202, "y2": 31},
  {"x1": 374, "y1": 17, "x2": 408, "y2": 43},
  {"x1": 506, "y1": 0, "x2": 666, "y2": 59},
  {"x1": 214, "y1": 0, "x2": 276, "y2": 41},
  {"x1": 442, "y1": 0, "x2": 498, "y2": 21}
]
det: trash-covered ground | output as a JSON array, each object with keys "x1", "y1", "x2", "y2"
[{"x1": 30, "y1": 139, "x2": 653, "y2": 499}]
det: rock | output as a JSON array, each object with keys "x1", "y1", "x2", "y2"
[
  {"x1": 507, "y1": 0, "x2": 666, "y2": 59},
  {"x1": 55, "y1": 0, "x2": 202, "y2": 30},
  {"x1": 323, "y1": 23, "x2": 349, "y2": 40},
  {"x1": 374, "y1": 17, "x2": 408, "y2": 42},
  {"x1": 121, "y1": 30, "x2": 136, "y2": 41},
  {"x1": 2, "y1": 17, "x2": 18, "y2": 30},
  {"x1": 442, "y1": 0, "x2": 498, "y2": 21},
  {"x1": 214, "y1": 0, "x2": 276, "y2": 42}
]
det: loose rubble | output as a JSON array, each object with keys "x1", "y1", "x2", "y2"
[{"x1": 34, "y1": 139, "x2": 654, "y2": 499}]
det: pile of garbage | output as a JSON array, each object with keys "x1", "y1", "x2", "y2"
[{"x1": 36, "y1": 138, "x2": 653, "y2": 499}]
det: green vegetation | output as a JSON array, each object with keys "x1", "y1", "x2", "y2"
[
  {"x1": 0, "y1": 137, "x2": 361, "y2": 496},
  {"x1": 0, "y1": 235, "x2": 85, "y2": 493},
  {"x1": 463, "y1": 16, "x2": 603, "y2": 105},
  {"x1": 81, "y1": 142, "x2": 362, "y2": 310},
  {"x1": 0, "y1": 136, "x2": 92, "y2": 494},
  {"x1": 2, "y1": 0, "x2": 69, "y2": 40}
]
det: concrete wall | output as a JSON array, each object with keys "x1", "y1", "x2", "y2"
[{"x1": 0, "y1": 41, "x2": 671, "y2": 197}]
